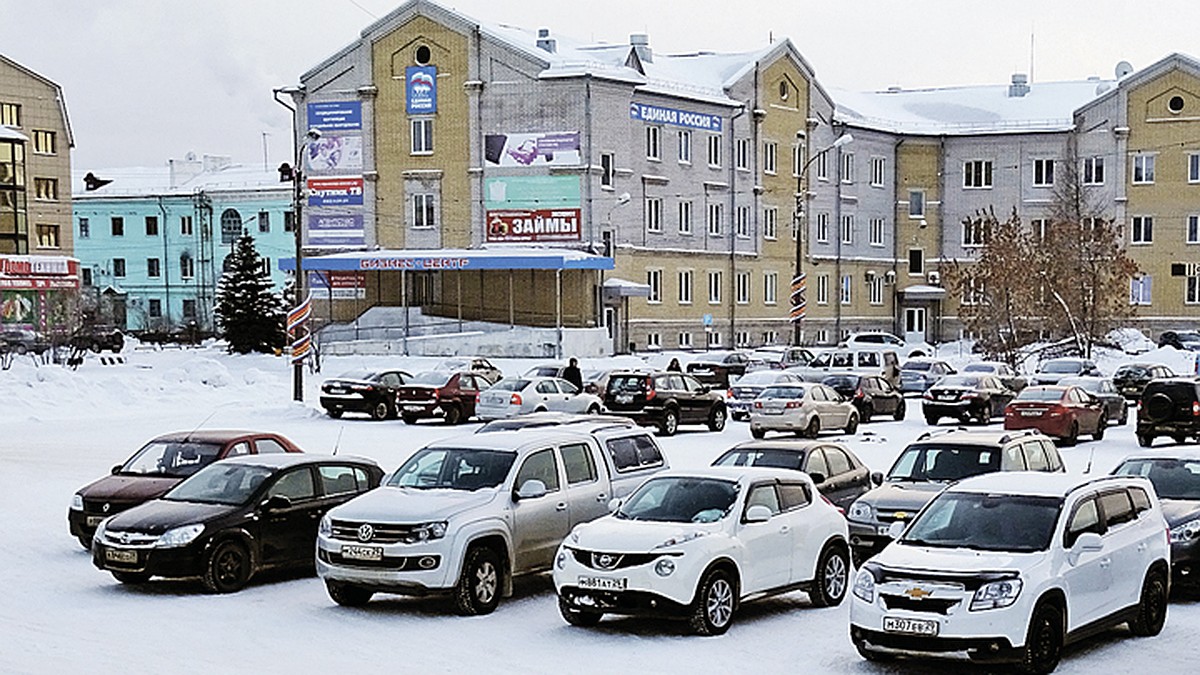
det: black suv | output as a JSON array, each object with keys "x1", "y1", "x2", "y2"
[
  {"x1": 1137, "y1": 377, "x2": 1200, "y2": 447},
  {"x1": 71, "y1": 325, "x2": 125, "y2": 353},
  {"x1": 604, "y1": 370, "x2": 727, "y2": 436}
]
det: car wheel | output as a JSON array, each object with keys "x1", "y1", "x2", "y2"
[
  {"x1": 326, "y1": 580, "x2": 373, "y2": 607},
  {"x1": 111, "y1": 570, "x2": 151, "y2": 584},
  {"x1": 325, "y1": 407, "x2": 343, "y2": 419},
  {"x1": 1061, "y1": 421, "x2": 1079, "y2": 447},
  {"x1": 1175, "y1": 434, "x2": 1189, "y2": 445},
  {"x1": 77, "y1": 534, "x2": 93, "y2": 550},
  {"x1": 454, "y1": 546, "x2": 502, "y2": 616},
  {"x1": 893, "y1": 400, "x2": 906, "y2": 421},
  {"x1": 707, "y1": 406, "x2": 727, "y2": 432},
  {"x1": 443, "y1": 405, "x2": 462, "y2": 426},
  {"x1": 1093, "y1": 417, "x2": 1106, "y2": 441},
  {"x1": 1017, "y1": 603, "x2": 1063, "y2": 675},
  {"x1": 658, "y1": 408, "x2": 679, "y2": 437},
  {"x1": 805, "y1": 417, "x2": 821, "y2": 439},
  {"x1": 586, "y1": 404, "x2": 601, "y2": 415},
  {"x1": 843, "y1": 413, "x2": 859, "y2": 436},
  {"x1": 202, "y1": 540, "x2": 251, "y2": 594},
  {"x1": 1129, "y1": 571, "x2": 1168, "y2": 636},
  {"x1": 750, "y1": 427, "x2": 766, "y2": 439},
  {"x1": 14, "y1": 344, "x2": 27, "y2": 355},
  {"x1": 924, "y1": 413, "x2": 939, "y2": 425},
  {"x1": 810, "y1": 544, "x2": 849, "y2": 607},
  {"x1": 370, "y1": 401, "x2": 391, "y2": 421},
  {"x1": 688, "y1": 568, "x2": 736, "y2": 636},
  {"x1": 558, "y1": 596, "x2": 602, "y2": 627},
  {"x1": 90, "y1": 341, "x2": 102, "y2": 353},
  {"x1": 1138, "y1": 433, "x2": 1154, "y2": 448},
  {"x1": 860, "y1": 404, "x2": 873, "y2": 423},
  {"x1": 1119, "y1": 406, "x2": 1129, "y2": 425}
]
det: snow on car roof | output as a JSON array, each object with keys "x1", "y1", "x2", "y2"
[
  {"x1": 948, "y1": 471, "x2": 1130, "y2": 498},
  {"x1": 654, "y1": 465, "x2": 815, "y2": 485}
]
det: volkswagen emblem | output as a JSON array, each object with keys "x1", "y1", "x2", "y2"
[
  {"x1": 357, "y1": 523, "x2": 374, "y2": 543},
  {"x1": 102, "y1": 503, "x2": 111, "y2": 513}
]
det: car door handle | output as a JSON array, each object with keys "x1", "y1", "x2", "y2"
[
  {"x1": 596, "y1": 493, "x2": 608, "y2": 502},
  {"x1": 1137, "y1": 542, "x2": 1149, "y2": 553},
  {"x1": 1099, "y1": 558, "x2": 1112, "y2": 568},
  {"x1": 556, "y1": 502, "x2": 568, "y2": 511},
  {"x1": 779, "y1": 525, "x2": 790, "y2": 534}
]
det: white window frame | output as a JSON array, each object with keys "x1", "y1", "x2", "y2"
[
  {"x1": 707, "y1": 202, "x2": 723, "y2": 236},
  {"x1": 1132, "y1": 154, "x2": 1156, "y2": 185},
  {"x1": 678, "y1": 200, "x2": 693, "y2": 235},
  {"x1": 677, "y1": 130, "x2": 692, "y2": 164},
  {"x1": 646, "y1": 126, "x2": 661, "y2": 161},
  {"x1": 868, "y1": 275, "x2": 884, "y2": 305},
  {"x1": 1130, "y1": 276, "x2": 1153, "y2": 306},
  {"x1": 1131, "y1": 215, "x2": 1153, "y2": 244},
  {"x1": 708, "y1": 270, "x2": 723, "y2": 305},
  {"x1": 411, "y1": 118, "x2": 434, "y2": 155},
  {"x1": 1187, "y1": 276, "x2": 1200, "y2": 305},
  {"x1": 1082, "y1": 156, "x2": 1105, "y2": 186},
  {"x1": 646, "y1": 332, "x2": 661, "y2": 349},
  {"x1": 869, "y1": 217, "x2": 885, "y2": 247},
  {"x1": 815, "y1": 151, "x2": 828, "y2": 181},
  {"x1": 870, "y1": 156, "x2": 885, "y2": 187},
  {"x1": 735, "y1": 138, "x2": 750, "y2": 170},
  {"x1": 412, "y1": 193, "x2": 436, "y2": 229},
  {"x1": 908, "y1": 189, "x2": 925, "y2": 218},
  {"x1": 815, "y1": 212, "x2": 829, "y2": 243},
  {"x1": 678, "y1": 269, "x2": 693, "y2": 305},
  {"x1": 1033, "y1": 158, "x2": 1055, "y2": 187},
  {"x1": 645, "y1": 196, "x2": 663, "y2": 233},
  {"x1": 646, "y1": 268, "x2": 662, "y2": 304},
  {"x1": 736, "y1": 205, "x2": 751, "y2": 238},
  {"x1": 816, "y1": 274, "x2": 830, "y2": 305},
  {"x1": 840, "y1": 214, "x2": 854, "y2": 244},
  {"x1": 707, "y1": 331, "x2": 722, "y2": 348},
  {"x1": 736, "y1": 271, "x2": 751, "y2": 305},
  {"x1": 763, "y1": 141, "x2": 778, "y2": 175},
  {"x1": 1190, "y1": 154, "x2": 1200, "y2": 184},
  {"x1": 792, "y1": 142, "x2": 804, "y2": 177},
  {"x1": 600, "y1": 153, "x2": 615, "y2": 188},
  {"x1": 707, "y1": 134, "x2": 722, "y2": 168},
  {"x1": 763, "y1": 271, "x2": 778, "y2": 305},
  {"x1": 678, "y1": 332, "x2": 693, "y2": 348},
  {"x1": 963, "y1": 159, "x2": 993, "y2": 189},
  {"x1": 1030, "y1": 218, "x2": 1049, "y2": 242},
  {"x1": 841, "y1": 152, "x2": 855, "y2": 184},
  {"x1": 963, "y1": 219, "x2": 986, "y2": 247},
  {"x1": 763, "y1": 207, "x2": 777, "y2": 241},
  {"x1": 1188, "y1": 214, "x2": 1200, "y2": 244},
  {"x1": 840, "y1": 274, "x2": 852, "y2": 305}
]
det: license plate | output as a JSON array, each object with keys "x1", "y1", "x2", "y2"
[
  {"x1": 578, "y1": 575, "x2": 627, "y2": 591},
  {"x1": 341, "y1": 545, "x2": 383, "y2": 562},
  {"x1": 86, "y1": 516, "x2": 105, "y2": 527},
  {"x1": 105, "y1": 548, "x2": 137, "y2": 564},
  {"x1": 404, "y1": 405, "x2": 425, "y2": 412},
  {"x1": 1020, "y1": 410, "x2": 1042, "y2": 417},
  {"x1": 329, "y1": 387, "x2": 347, "y2": 394},
  {"x1": 938, "y1": 394, "x2": 957, "y2": 401},
  {"x1": 616, "y1": 395, "x2": 633, "y2": 404},
  {"x1": 693, "y1": 369, "x2": 713, "y2": 375},
  {"x1": 884, "y1": 616, "x2": 939, "y2": 636}
]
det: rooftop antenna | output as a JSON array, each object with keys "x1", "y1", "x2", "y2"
[
  {"x1": 183, "y1": 409, "x2": 221, "y2": 443},
  {"x1": 332, "y1": 426, "x2": 345, "y2": 456},
  {"x1": 1029, "y1": 24, "x2": 1035, "y2": 82}
]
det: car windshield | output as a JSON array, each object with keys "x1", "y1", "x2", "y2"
[
  {"x1": 822, "y1": 375, "x2": 858, "y2": 389},
  {"x1": 335, "y1": 370, "x2": 379, "y2": 382},
  {"x1": 1058, "y1": 378, "x2": 1099, "y2": 392},
  {"x1": 1041, "y1": 361, "x2": 1082, "y2": 374},
  {"x1": 903, "y1": 362, "x2": 933, "y2": 372},
  {"x1": 120, "y1": 441, "x2": 224, "y2": 478},
  {"x1": 759, "y1": 385, "x2": 805, "y2": 399},
  {"x1": 734, "y1": 371, "x2": 784, "y2": 386},
  {"x1": 1116, "y1": 365, "x2": 1150, "y2": 378},
  {"x1": 409, "y1": 371, "x2": 453, "y2": 386},
  {"x1": 162, "y1": 463, "x2": 274, "y2": 505},
  {"x1": 1114, "y1": 458, "x2": 1200, "y2": 500},
  {"x1": 1016, "y1": 388, "x2": 1064, "y2": 402},
  {"x1": 936, "y1": 375, "x2": 981, "y2": 388},
  {"x1": 713, "y1": 448, "x2": 804, "y2": 471},
  {"x1": 388, "y1": 447, "x2": 517, "y2": 490},
  {"x1": 901, "y1": 492, "x2": 1063, "y2": 552},
  {"x1": 489, "y1": 378, "x2": 530, "y2": 392},
  {"x1": 615, "y1": 477, "x2": 739, "y2": 523},
  {"x1": 887, "y1": 444, "x2": 1000, "y2": 482},
  {"x1": 963, "y1": 363, "x2": 996, "y2": 373},
  {"x1": 525, "y1": 366, "x2": 560, "y2": 377},
  {"x1": 608, "y1": 375, "x2": 647, "y2": 393}
]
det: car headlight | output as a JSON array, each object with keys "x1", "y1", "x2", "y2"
[
  {"x1": 653, "y1": 531, "x2": 706, "y2": 550},
  {"x1": 94, "y1": 517, "x2": 110, "y2": 540},
  {"x1": 569, "y1": 529, "x2": 581, "y2": 545},
  {"x1": 970, "y1": 578, "x2": 1023, "y2": 611},
  {"x1": 71, "y1": 494, "x2": 83, "y2": 511},
  {"x1": 847, "y1": 501, "x2": 876, "y2": 523},
  {"x1": 413, "y1": 521, "x2": 448, "y2": 541},
  {"x1": 852, "y1": 568, "x2": 876, "y2": 602},
  {"x1": 155, "y1": 524, "x2": 205, "y2": 548},
  {"x1": 555, "y1": 549, "x2": 568, "y2": 570},
  {"x1": 318, "y1": 514, "x2": 332, "y2": 538},
  {"x1": 1170, "y1": 518, "x2": 1200, "y2": 544},
  {"x1": 655, "y1": 558, "x2": 676, "y2": 577}
]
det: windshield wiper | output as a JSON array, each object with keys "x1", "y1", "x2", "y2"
[{"x1": 902, "y1": 538, "x2": 955, "y2": 548}]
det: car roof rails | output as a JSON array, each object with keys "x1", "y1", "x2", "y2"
[
  {"x1": 998, "y1": 429, "x2": 1041, "y2": 444},
  {"x1": 915, "y1": 426, "x2": 969, "y2": 442}
]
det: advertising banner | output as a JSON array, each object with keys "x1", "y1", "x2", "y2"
[
  {"x1": 486, "y1": 208, "x2": 582, "y2": 243},
  {"x1": 306, "y1": 214, "x2": 365, "y2": 248},
  {"x1": 307, "y1": 101, "x2": 362, "y2": 131},
  {"x1": 307, "y1": 271, "x2": 366, "y2": 299},
  {"x1": 629, "y1": 102, "x2": 723, "y2": 132},
  {"x1": 306, "y1": 134, "x2": 363, "y2": 173},
  {"x1": 483, "y1": 132, "x2": 581, "y2": 167},
  {"x1": 406, "y1": 66, "x2": 437, "y2": 114},
  {"x1": 307, "y1": 177, "x2": 364, "y2": 207},
  {"x1": 483, "y1": 176, "x2": 580, "y2": 209}
]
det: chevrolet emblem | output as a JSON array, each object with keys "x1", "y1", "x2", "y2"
[
  {"x1": 893, "y1": 512, "x2": 908, "y2": 520},
  {"x1": 904, "y1": 586, "x2": 932, "y2": 599}
]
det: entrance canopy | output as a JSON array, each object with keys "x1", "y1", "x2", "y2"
[
  {"x1": 280, "y1": 247, "x2": 613, "y2": 272},
  {"x1": 898, "y1": 284, "x2": 947, "y2": 301}
]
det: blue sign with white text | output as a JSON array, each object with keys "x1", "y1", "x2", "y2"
[
  {"x1": 307, "y1": 101, "x2": 362, "y2": 131},
  {"x1": 406, "y1": 66, "x2": 437, "y2": 114},
  {"x1": 629, "y1": 103, "x2": 723, "y2": 132}
]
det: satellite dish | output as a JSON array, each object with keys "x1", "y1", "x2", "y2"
[{"x1": 1115, "y1": 61, "x2": 1134, "y2": 78}]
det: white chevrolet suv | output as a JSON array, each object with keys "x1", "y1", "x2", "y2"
[
  {"x1": 849, "y1": 472, "x2": 1170, "y2": 674},
  {"x1": 553, "y1": 467, "x2": 850, "y2": 635}
]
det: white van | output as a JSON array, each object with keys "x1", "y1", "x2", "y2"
[{"x1": 789, "y1": 348, "x2": 901, "y2": 387}]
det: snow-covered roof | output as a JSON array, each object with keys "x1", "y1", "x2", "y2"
[
  {"x1": 833, "y1": 78, "x2": 1117, "y2": 135},
  {"x1": 0, "y1": 125, "x2": 29, "y2": 142},
  {"x1": 71, "y1": 160, "x2": 289, "y2": 199}
]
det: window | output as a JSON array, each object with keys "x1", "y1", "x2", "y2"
[
  {"x1": 1132, "y1": 154, "x2": 1155, "y2": 184},
  {"x1": 1191, "y1": 154, "x2": 1200, "y2": 184},
  {"x1": 764, "y1": 141, "x2": 777, "y2": 174},
  {"x1": 815, "y1": 212, "x2": 830, "y2": 243},
  {"x1": 908, "y1": 190, "x2": 925, "y2": 218},
  {"x1": 1100, "y1": 491, "x2": 1136, "y2": 529},
  {"x1": 764, "y1": 271, "x2": 777, "y2": 305},
  {"x1": 182, "y1": 299, "x2": 197, "y2": 319},
  {"x1": 793, "y1": 142, "x2": 804, "y2": 177},
  {"x1": 708, "y1": 331, "x2": 722, "y2": 348},
  {"x1": 600, "y1": 153, "x2": 615, "y2": 187},
  {"x1": 763, "y1": 207, "x2": 777, "y2": 240},
  {"x1": 33, "y1": 178, "x2": 57, "y2": 200},
  {"x1": 870, "y1": 157, "x2": 885, "y2": 186},
  {"x1": 261, "y1": 258, "x2": 272, "y2": 277},
  {"x1": 111, "y1": 216, "x2": 124, "y2": 237},
  {"x1": 319, "y1": 465, "x2": 365, "y2": 495},
  {"x1": 763, "y1": 330, "x2": 778, "y2": 344},
  {"x1": 678, "y1": 131, "x2": 691, "y2": 164},
  {"x1": 0, "y1": 102, "x2": 19, "y2": 126},
  {"x1": 561, "y1": 443, "x2": 597, "y2": 485},
  {"x1": 645, "y1": 197, "x2": 663, "y2": 233},
  {"x1": 147, "y1": 258, "x2": 161, "y2": 278},
  {"x1": 1033, "y1": 159, "x2": 1055, "y2": 187},
  {"x1": 283, "y1": 211, "x2": 295, "y2": 233},
  {"x1": 678, "y1": 332, "x2": 693, "y2": 348},
  {"x1": 736, "y1": 330, "x2": 750, "y2": 347},
  {"x1": 180, "y1": 254, "x2": 195, "y2": 279},
  {"x1": 963, "y1": 277, "x2": 986, "y2": 305},
  {"x1": 869, "y1": 275, "x2": 884, "y2": 305},
  {"x1": 736, "y1": 205, "x2": 750, "y2": 238},
  {"x1": 840, "y1": 274, "x2": 852, "y2": 305},
  {"x1": 413, "y1": 193, "x2": 436, "y2": 229},
  {"x1": 909, "y1": 248, "x2": 924, "y2": 275},
  {"x1": 32, "y1": 130, "x2": 56, "y2": 155},
  {"x1": 36, "y1": 224, "x2": 59, "y2": 248},
  {"x1": 1189, "y1": 215, "x2": 1200, "y2": 244},
  {"x1": 112, "y1": 258, "x2": 126, "y2": 277},
  {"x1": 1082, "y1": 156, "x2": 1105, "y2": 185},
  {"x1": 963, "y1": 160, "x2": 993, "y2": 188},
  {"x1": 1031, "y1": 218, "x2": 1049, "y2": 241},
  {"x1": 181, "y1": 215, "x2": 193, "y2": 236},
  {"x1": 645, "y1": 126, "x2": 661, "y2": 161},
  {"x1": 735, "y1": 138, "x2": 750, "y2": 170},
  {"x1": 1130, "y1": 276, "x2": 1152, "y2": 305},
  {"x1": 144, "y1": 215, "x2": 158, "y2": 236},
  {"x1": 258, "y1": 211, "x2": 270, "y2": 233},
  {"x1": 78, "y1": 217, "x2": 89, "y2": 239},
  {"x1": 646, "y1": 332, "x2": 661, "y2": 349},
  {"x1": 815, "y1": 151, "x2": 828, "y2": 180},
  {"x1": 841, "y1": 153, "x2": 854, "y2": 183},
  {"x1": 678, "y1": 200, "x2": 693, "y2": 235},
  {"x1": 707, "y1": 134, "x2": 722, "y2": 167},
  {"x1": 840, "y1": 214, "x2": 854, "y2": 244},
  {"x1": 708, "y1": 270, "x2": 722, "y2": 304},
  {"x1": 869, "y1": 217, "x2": 884, "y2": 246},
  {"x1": 1186, "y1": 274, "x2": 1200, "y2": 304},
  {"x1": 678, "y1": 269, "x2": 693, "y2": 304},
  {"x1": 1131, "y1": 215, "x2": 1153, "y2": 244},
  {"x1": 963, "y1": 218, "x2": 986, "y2": 247},
  {"x1": 707, "y1": 202, "x2": 722, "y2": 236},
  {"x1": 1065, "y1": 497, "x2": 1103, "y2": 548},
  {"x1": 411, "y1": 118, "x2": 433, "y2": 154},
  {"x1": 148, "y1": 299, "x2": 162, "y2": 318},
  {"x1": 736, "y1": 271, "x2": 750, "y2": 305},
  {"x1": 816, "y1": 274, "x2": 829, "y2": 305},
  {"x1": 269, "y1": 468, "x2": 316, "y2": 502},
  {"x1": 646, "y1": 269, "x2": 662, "y2": 304}
]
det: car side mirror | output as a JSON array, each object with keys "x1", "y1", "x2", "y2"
[
  {"x1": 744, "y1": 505, "x2": 773, "y2": 523},
  {"x1": 262, "y1": 495, "x2": 292, "y2": 512},
  {"x1": 111, "y1": 465, "x2": 122, "y2": 475},
  {"x1": 887, "y1": 521, "x2": 906, "y2": 540},
  {"x1": 870, "y1": 471, "x2": 884, "y2": 486},
  {"x1": 1068, "y1": 532, "x2": 1104, "y2": 564},
  {"x1": 514, "y1": 479, "x2": 548, "y2": 501},
  {"x1": 607, "y1": 497, "x2": 623, "y2": 513},
  {"x1": 808, "y1": 471, "x2": 827, "y2": 485},
  {"x1": 698, "y1": 385, "x2": 710, "y2": 394}
]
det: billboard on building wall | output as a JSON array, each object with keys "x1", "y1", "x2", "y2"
[
  {"x1": 306, "y1": 214, "x2": 365, "y2": 248},
  {"x1": 306, "y1": 134, "x2": 362, "y2": 173},
  {"x1": 307, "y1": 101, "x2": 363, "y2": 131},
  {"x1": 629, "y1": 102, "x2": 723, "y2": 132},
  {"x1": 483, "y1": 132, "x2": 581, "y2": 167},
  {"x1": 307, "y1": 271, "x2": 366, "y2": 299},
  {"x1": 486, "y1": 209, "x2": 581, "y2": 242},
  {"x1": 483, "y1": 176, "x2": 581, "y2": 242},
  {"x1": 406, "y1": 66, "x2": 437, "y2": 114},
  {"x1": 307, "y1": 177, "x2": 364, "y2": 207}
]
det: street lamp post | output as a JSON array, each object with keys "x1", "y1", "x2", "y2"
[{"x1": 791, "y1": 133, "x2": 852, "y2": 346}]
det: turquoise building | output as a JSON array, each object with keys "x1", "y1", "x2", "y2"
[{"x1": 72, "y1": 155, "x2": 294, "y2": 333}]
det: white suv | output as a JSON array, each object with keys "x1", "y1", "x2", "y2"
[
  {"x1": 850, "y1": 472, "x2": 1170, "y2": 673},
  {"x1": 553, "y1": 467, "x2": 849, "y2": 635}
]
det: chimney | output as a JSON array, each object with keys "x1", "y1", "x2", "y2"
[
  {"x1": 1008, "y1": 73, "x2": 1029, "y2": 97},
  {"x1": 168, "y1": 154, "x2": 203, "y2": 189},
  {"x1": 630, "y1": 33, "x2": 652, "y2": 63},
  {"x1": 536, "y1": 27, "x2": 556, "y2": 54}
]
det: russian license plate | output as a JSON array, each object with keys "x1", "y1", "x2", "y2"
[
  {"x1": 86, "y1": 516, "x2": 105, "y2": 527},
  {"x1": 105, "y1": 548, "x2": 137, "y2": 564},
  {"x1": 938, "y1": 394, "x2": 957, "y2": 401},
  {"x1": 404, "y1": 405, "x2": 425, "y2": 412},
  {"x1": 1020, "y1": 410, "x2": 1042, "y2": 417},
  {"x1": 884, "y1": 616, "x2": 939, "y2": 636},
  {"x1": 341, "y1": 545, "x2": 383, "y2": 562},
  {"x1": 616, "y1": 394, "x2": 633, "y2": 404},
  {"x1": 577, "y1": 576, "x2": 627, "y2": 591}
]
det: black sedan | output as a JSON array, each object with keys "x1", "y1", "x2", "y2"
[
  {"x1": 1113, "y1": 453, "x2": 1200, "y2": 593},
  {"x1": 821, "y1": 374, "x2": 906, "y2": 422},
  {"x1": 922, "y1": 374, "x2": 1015, "y2": 425},
  {"x1": 711, "y1": 439, "x2": 875, "y2": 512},
  {"x1": 320, "y1": 369, "x2": 412, "y2": 420},
  {"x1": 1060, "y1": 376, "x2": 1128, "y2": 425},
  {"x1": 1113, "y1": 363, "x2": 1176, "y2": 401},
  {"x1": 93, "y1": 454, "x2": 382, "y2": 593}
]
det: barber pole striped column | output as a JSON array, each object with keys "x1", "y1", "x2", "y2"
[
  {"x1": 287, "y1": 292, "x2": 314, "y2": 364},
  {"x1": 789, "y1": 273, "x2": 807, "y2": 324}
]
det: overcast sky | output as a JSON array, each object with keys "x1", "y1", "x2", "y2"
[{"x1": 4, "y1": 0, "x2": 1199, "y2": 172}]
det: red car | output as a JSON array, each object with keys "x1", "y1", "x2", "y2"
[
  {"x1": 1003, "y1": 385, "x2": 1106, "y2": 445},
  {"x1": 395, "y1": 370, "x2": 485, "y2": 425}
]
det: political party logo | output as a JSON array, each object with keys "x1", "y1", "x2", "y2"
[
  {"x1": 629, "y1": 102, "x2": 723, "y2": 132},
  {"x1": 406, "y1": 66, "x2": 437, "y2": 114}
]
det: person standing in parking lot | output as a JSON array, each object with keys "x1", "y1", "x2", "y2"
[{"x1": 563, "y1": 357, "x2": 583, "y2": 391}]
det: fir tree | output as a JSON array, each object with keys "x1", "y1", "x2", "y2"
[{"x1": 214, "y1": 234, "x2": 286, "y2": 354}]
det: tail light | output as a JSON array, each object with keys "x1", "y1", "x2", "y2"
[
  {"x1": 511, "y1": 393, "x2": 523, "y2": 406},
  {"x1": 727, "y1": 389, "x2": 734, "y2": 399},
  {"x1": 645, "y1": 377, "x2": 656, "y2": 401},
  {"x1": 434, "y1": 388, "x2": 444, "y2": 399},
  {"x1": 475, "y1": 392, "x2": 481, "y2": 403},
  {"x1": 923, "y1": 391, "x2": 935, "y2": 400},
  {"x1": 854, "y1": 388, "x2": 865, "y2": 400},
  {"x1": 1046, "y1": 404, "x2": 1065, "y2": 417},
  {"x1": 785, "y1": 400, "x2": 802, "y2": 409},
  {"x1": 1193, "y1": 401, "x2": 1199, "y2": 416},
  {"x1": 754, "y1": 401, "x2": 763, "y2": 409}
]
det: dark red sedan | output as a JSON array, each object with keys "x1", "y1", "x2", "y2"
[
  {"x1": 1003, "y1": 385, "x2": 1106, "y2": 445},
  {"x1": 395, "y1": 370, "x2": 485, "y2": 425}
]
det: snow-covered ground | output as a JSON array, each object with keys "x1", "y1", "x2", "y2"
[{"x1": 2, "y1": 343, "x2": 1198, "y2": 674}]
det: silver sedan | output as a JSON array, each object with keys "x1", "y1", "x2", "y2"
[
  {"x1": 475, "y1": 377, "x2": 603, "y2": 421},
  {"x1": 749, "y1": 383, "x2": 860, "y2": 439}
]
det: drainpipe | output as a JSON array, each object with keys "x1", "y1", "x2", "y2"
[
  {"x1": 729, "y1": 102, "x2": 747, "y2": 348},
  {"x1": 157, "y1": 197, "x2": 170, "y2": 330},
  {"x1": 833, "y1": 124, "x2": 845, "y2": 340},
  {"x1": 891, "y1": 137, "x2": 905, "y2": 337}
]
